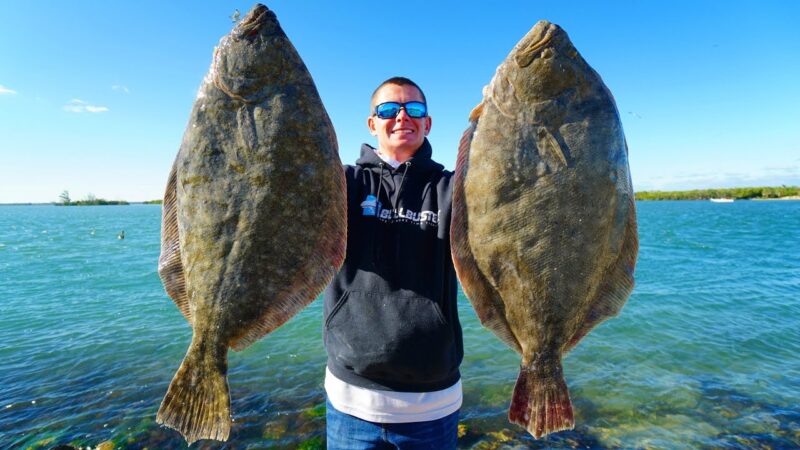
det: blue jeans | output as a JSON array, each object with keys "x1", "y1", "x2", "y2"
[{"x1": 325, "y1": 400, "x2": 459, "y2": 450}]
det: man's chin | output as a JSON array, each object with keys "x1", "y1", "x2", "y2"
[{"x1": 381, "y1": 142, "x2": 423, "y2": 159}]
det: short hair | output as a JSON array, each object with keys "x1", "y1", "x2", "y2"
[{"x1": 370, "y1": 76, "x2": 427, "y2": 115}]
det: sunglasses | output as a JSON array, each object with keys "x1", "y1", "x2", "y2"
[{"x1": 374, "y1": 101, "x2": 428, "y2": 119}]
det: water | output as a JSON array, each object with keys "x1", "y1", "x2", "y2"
[{"x1": 0, "y1": 201, "x2": 798, "y2": 449}]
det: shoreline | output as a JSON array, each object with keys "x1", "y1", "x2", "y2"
[
  {"x1": 751, "y1": 195, "x2": 800, "y2": 201},
  {"x1": 637, "y1": 196, "x2": 800, "y2": 201},
  {"x1": 0, "y1": 202, "x2": 158, "y2": 206}
]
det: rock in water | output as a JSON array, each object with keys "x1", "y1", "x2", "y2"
[
  {"x1": 156, "y1": 4, "x2": 346, "y2": 444},
  {"x1": 451, "y1": 20, "x2": 638, "y2": 439}
]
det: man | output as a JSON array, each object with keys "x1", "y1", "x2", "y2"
[{"x1": 323, "y1": 77, "x2": 463, "y2": 449}]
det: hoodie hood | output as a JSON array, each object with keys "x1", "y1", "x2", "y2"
[{"x1": 356, "y1": 138, "x2": 443, "y2": 175}]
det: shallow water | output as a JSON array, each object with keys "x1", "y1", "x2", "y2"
[{"x1": 0, "y1": 201, "x2": 798, "y2": 449}]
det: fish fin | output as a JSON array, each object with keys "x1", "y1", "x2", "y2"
[
  {"x1": 565, "y1": 199, "x2": 638, "y2": 352},
  {"x1": 536, "y1": 126, "x2": 570, "y2": 168},
  {"x1": 229, "y1": 165, "x2": 347, "y2": 351},
  {"x1": 158, "y1": 158, "x2": 192, "y2": 323},
  {"x1": 157, "y1": 336, "x2": 231, "y2": 445},
  {"x1": 451, "y1": 122, "x2": 523, "y2": 354},
  {"x1": 468, "y1": 101, "x2": 485, "y2": 122},
  {"x1": 508, "y1": 358, "x2": 574, "y2": 439}
]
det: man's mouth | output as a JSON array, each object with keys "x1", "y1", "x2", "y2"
[{"x1": 393, "y1": 129, "x2": 415, "y2": 134}]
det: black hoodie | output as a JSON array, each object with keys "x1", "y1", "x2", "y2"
[{"x1": 323, "y1": 139, "x2": 463, "y2": 392}]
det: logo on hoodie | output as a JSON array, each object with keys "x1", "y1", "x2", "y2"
[
  {"x1": 361, "y1": 195, "x2": 380, "y2": 216},
  {"x1": 361, "y1": 195, "x2": 439, "y2": 225}
]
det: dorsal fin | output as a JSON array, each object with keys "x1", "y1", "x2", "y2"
[{"x1": 158, "y1": 158, "x2": 192, "y2": 323}]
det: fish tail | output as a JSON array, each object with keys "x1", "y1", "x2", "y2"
[
  {"x1": 156, "y1": 337, "x2": 231, "y2": 444},
  {"x1": 508, "y1": 358, "x2": 574, "y2": 439}
]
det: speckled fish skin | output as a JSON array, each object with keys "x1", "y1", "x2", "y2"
[
  {"x1": 451, "y1": 20, "x2": 638, "y2": 439},
  {"x1": 155, "y1": 4, "x2": 346, "y2": 444}
]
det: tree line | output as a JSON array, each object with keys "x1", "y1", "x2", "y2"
[
  {"x1": 635, "y1": 186, "x2": 799, "y2": 201},
  {"x1": 55, "y1": 190, "x2": 129, "y2": 206}
]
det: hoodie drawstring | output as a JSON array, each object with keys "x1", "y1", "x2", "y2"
[
  {"x1": 375, "y1": 162, "x2": 386, "y2": 212},
  {"x1": 393, "y1": 161, "x2": 411, "y2": 209},
  {"x1": 371, "y1": 163, "x2": 387, "y2": 264},
  {"x1": 371, "y1": 161, "x2": 411, "y2": 266},
  {"x1": 391, "y1": 162, "x2": 412, "y2": 267}
]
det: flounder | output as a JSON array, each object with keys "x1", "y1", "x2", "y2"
[
  {"x1": 451, "y1": 20, "x2": 638, "y2": 438},
  {"x1": 156, "y1": 4, "x2": 345, "y2": 444}
]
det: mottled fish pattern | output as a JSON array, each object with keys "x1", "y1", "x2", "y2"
[
  {"x1": 451, "y1": 20, "x2": 638, "y2": 439},
  {"x1": 156, "y1": 4, "x2": 345, "y2": 444}
]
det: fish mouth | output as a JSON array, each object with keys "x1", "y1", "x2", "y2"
[
  {"x1": 234, "y1": 3, "x2": 276, "y2": 41},
  {"x1": 212, "y1": 4, "x2": 283, "y2": 103},
  {"x1": 514, "y1": 21, "x2": 559, "y2": 68}
]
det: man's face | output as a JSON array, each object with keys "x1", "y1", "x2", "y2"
[{"x1": 367, "y1": 84, "x2": 432, "y2": 161}]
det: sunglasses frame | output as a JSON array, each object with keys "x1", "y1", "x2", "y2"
[{"x1": 374, "y1": 101, "x2": 428, "y2": 119}]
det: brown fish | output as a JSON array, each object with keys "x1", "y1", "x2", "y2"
[
  {"x1": 156, "y1": 4, "x2": 346, "y2": 444},
  {"x1": 451, "y1": 20, "x2": 638, "y2": 438}
]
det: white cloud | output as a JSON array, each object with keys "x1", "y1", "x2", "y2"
[
  {"x1": 0, "y1": 84, "x2": 17, "y2": 95},
  {"x1": 85, "y1": 105, "x2": 109, "y2": 113},
  {"x1": 112, "y1": 85, "x2": 130, "y2": 94},
  {"x1": 63, "y1": 99, "x2": 109, "y2": 113}
]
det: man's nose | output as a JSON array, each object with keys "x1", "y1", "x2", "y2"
[{"x1": 395, "y1": 107, "x2": 412, "y2": 121}]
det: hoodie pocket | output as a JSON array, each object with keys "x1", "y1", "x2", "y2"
[{"x1": 324, "y1": 290, "x2": 456, "y2": 385}]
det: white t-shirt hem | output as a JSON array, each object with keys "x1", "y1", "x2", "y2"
[{"x1": 324, "y1": 367, "x2": 462, "y2": 424}]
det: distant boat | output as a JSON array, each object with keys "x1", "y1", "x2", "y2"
[{"x1": 710, "y1": 198, "x2": 734, "y2": 203}]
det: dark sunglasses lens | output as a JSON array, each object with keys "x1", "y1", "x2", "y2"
[
  {"x1": 405, "y1": 102, "x2": 427, "y2": 118},
  {"x1": 376, "y1": 102, "x2": 401, "y2": 119}
]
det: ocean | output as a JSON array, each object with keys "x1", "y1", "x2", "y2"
[{"x1": 1, "y1": 200, "x2": 798, "y2": 449}]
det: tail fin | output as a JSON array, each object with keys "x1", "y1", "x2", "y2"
[
  {"x1": 508, "y1": 359, "x2": 574, "y2": 439},
  {"x1": 156, "y1": 340, "x2": 231, "y2": 444}
]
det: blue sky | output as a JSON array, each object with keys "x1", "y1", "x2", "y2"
[{"x1": 1, "y1": 1, "x2": 798, "y2": 203}]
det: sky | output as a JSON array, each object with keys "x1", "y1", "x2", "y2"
[{"x1": 1, "y1": 1, "x2": 798, "y2": 203}]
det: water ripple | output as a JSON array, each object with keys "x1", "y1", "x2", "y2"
[{"x1": 1, "y1": 202, "x2": 799, "y2": 448}]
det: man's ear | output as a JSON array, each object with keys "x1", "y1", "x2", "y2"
[
  {"x1": 424, "y1": 116, "x2": 432, "y2": 136},
  {"x1": 367, "y1": 116, "x2": 378, "y2": 136}
]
